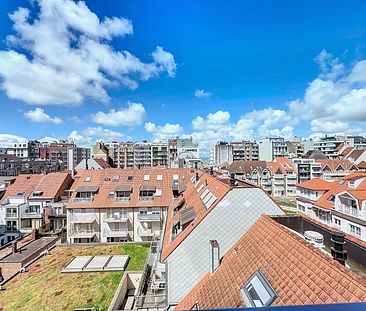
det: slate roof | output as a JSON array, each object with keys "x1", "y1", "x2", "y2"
[{"x1": 176, "y1": 215, "x2": 366, "y2": 310}]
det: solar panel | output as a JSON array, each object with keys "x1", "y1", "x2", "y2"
[
  {"x1": 194, "y1": 180, "x2": 201, "y2": 188},
  {"x1": 200, "y1": 189, "x2": 209, "y2": 200},
  {"x1": 196, "y1": 184, "x2": 204, "y2": 193},
  {"x1": 205, "y1": 195, "x2": 217, "y2": 209},
  {"x1": 202, "y1": 192, "x2": 213, "y2": 205}
]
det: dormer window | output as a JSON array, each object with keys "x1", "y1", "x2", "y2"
[
  {"x1": 115, "y1": 185, "x2": 132, "y2": 202},
  {"x1": 74, "y1": 186, "x2": 99, "y2": 203},
  {"x1": 139, "y1": 185, "x2": 156, "y2": 201},
  {"x1": 32, "y1": 190, "x2": 43, "y2": 197}
]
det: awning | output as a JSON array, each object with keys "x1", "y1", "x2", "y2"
[
  {"x1": 140, "y1": 184, "x2": 156, "y2": 191},
  {"x1": 180, "y1": 206, "x2": 196, "y2": 226},
  {"x1": 115, "y1": 185, "x2": 133, "y2": 192},
  {"x1": 76, "y1": 186, "x2": 99, "y2": 192}
]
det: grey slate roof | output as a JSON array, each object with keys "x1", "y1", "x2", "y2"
[{"x1": 166, "y1": 187, "x2": 284, "y2": 304}]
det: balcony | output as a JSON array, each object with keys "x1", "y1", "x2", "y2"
[
  {"x1": 138, "y1": 227, "x2": 160, "y2": 237},
  {"x1": 139, "y1": 196, "x2": 154, "y2": 202},
  {"x1": 73, "y1": 197, "x2": 93, "y2": 203},
  {"x1": 115, "y1": 196, "x2": 130, "y2": 203},
  {"x1": 69, "y1": 214, "x2": 97, "y2": 223},
  {"x1": 104, "y1": 227, "x2": 129, "y2": 238},
  {"x1": 69, "y1": 228, "x2": 96, "y2": 238},
  {"x1": 138, "y1": 213, "x2": 161, "y2": 221},
  {"x1": 105, "y1": 213, "x2": 131, "y2": 223},
  {"x1": 5, "y1": 212, "x2": 18, "y2": 218},
  {"x1": 21, "y1": 211, "x2": 43, "y2": 219}
]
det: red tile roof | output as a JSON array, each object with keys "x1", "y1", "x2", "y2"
[
  {"x1": 67, "y1": 168, "x2": 190, "y2": 209},
  {"x1": 176, "y1": 215, "x2": 366, "y2": 310},
  {"x1": 316, "y1": 159, "x2": 357, "y2": 171},
  {"x1": 296, "y1": 178, "x2": 333, "y2": 191},
  {"x1": 1, "y1": 172, "x2": 71, "y2": 201},
  {"x1": 358, "y1": 161, "x2": 366, "y2": 170},
  {"x1": 93, "y1": 157, "x2": 111, "y2": 169}
]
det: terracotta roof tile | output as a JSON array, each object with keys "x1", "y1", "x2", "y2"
[{"x1": 175, "y1": 215, "x2": 366, "y2": 310}]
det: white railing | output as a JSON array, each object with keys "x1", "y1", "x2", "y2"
[
  {"x1": 5, "y1": 213, "x2": 17, "y2": 218},
  {"x1": 73, "y1": 197, "x2": 93, "y2": 203},
  {"x1": 21, "y1": 211, "x2": 43, "y2": 219},
  {"x1": 138, "y1": 227, "x2": 155, "y2": 237},
  {"x1": 115, "y1": 196, "x2": 130, "y2": 202},
  {"x1": 69, "y1": 228, "x2": 96, "y2": 237},
  {"x1": 69, "y1": 214, "x2": 96, "y2": 223},
  {"x1": 139, "y1": 196, "x2": 154, "y2": 202},
  {"x1": 103, "y1": 227, "x2": 128, "y2": 237},
  {"x1": 105, "y1": 213, "x2": 131, "y2": 222},
  {"x1": 138, "y1": 213, "x2": 161, "y2": 221}
]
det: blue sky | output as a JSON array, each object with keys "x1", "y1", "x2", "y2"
[{"x1": 1, "y1": 0, "x2": 366, "y2": 153}]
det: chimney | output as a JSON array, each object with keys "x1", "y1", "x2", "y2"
[
  {"x1": 12, "y1": 241, "x2": 17, "y2": 254},
  {"x1": 210, "y1": 166, "x2": 214, "y2": 176},
  {"x1": 32, "y1": 229, "x2": 39, "y2": 241},
  {"x1": 195, "y1": 172, "x2": 199, "y2": 181},
  {"x1": 229, "y1": 173, "x2": 236, "y2": 187},
  {"x1": 0, "y1": 267, "x2": 3, "y2": 283},
  {"x1": 331, "y1": 232, "x2": 347, "y2": 266},
  {"x1": 85, "y1": 157, "x2": 89, "y2": 170},
  {"x1": 210, "y1": 240, "x2": 220, "y2": 273}
]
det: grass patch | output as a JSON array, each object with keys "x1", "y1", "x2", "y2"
[
  {"x1": 275, "y1": 200, "x2": 297, "y2": 208},
  {"x1": 0, "y1": 244, "x2": 149, "y2": 311}
]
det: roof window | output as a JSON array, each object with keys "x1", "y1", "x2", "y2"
[
  {"x1": 144, "y1": 175, "x2": 150, "y2": 181},
  {"x1": 85, "y1": 176, "x2": 91, "y2": 182},
  {"x1": 127, "y1": 175, "x2": 134, "y2": 181},
  {"x1": 157, "y1": 175, "x2": 163, "y2": 181},
  {"x1": 241, "y1": 271, "x2": 277, "y2": 308},
  {"x1": 112, "y1": 175, "x2": 120, "y2": 181}
]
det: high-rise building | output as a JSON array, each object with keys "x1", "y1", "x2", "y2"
[
  {"x1": 230, "y1": 141, "x2": 259, "y2": 161},
  {"x1": 151, "y1": 141, "x2": 169, "y2": 166},
  {"x1": 214, "y1": 142, "x2": 233, "y2": 166},
  {"x1": 258, "y1": 137, "x2": 288, "y2": 161}
]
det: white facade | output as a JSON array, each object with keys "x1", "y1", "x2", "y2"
[
  {"x1": 259, "y1": 138, "x2": 288, "y2": 161},
  {"x1": 67, "y1": 207, "x2": 166, "y2": 243},
  {"x1": 7, "y1": 143, "x2": 29, "y2": 158},
  {"x1": 214, "y1": 142, "x2": 233, "y2": 166}
]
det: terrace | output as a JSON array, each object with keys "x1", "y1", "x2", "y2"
[{"x1": 0, "y1": 243, "x2": 149, "y2": 311}]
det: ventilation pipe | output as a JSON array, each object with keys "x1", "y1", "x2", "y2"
[
  {"x1": 12, "y1": 241, "x2": 17, "y2": 254},
  {"x1": 230, "y1": 173, "x2": 236, "y2": 187},
  {"x1": 331, "y1": 232, "x2": 347, "y2": 266}
]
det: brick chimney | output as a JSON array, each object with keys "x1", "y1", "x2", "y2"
[
  {"x1": 12, "y1": 241, "x2": 17, "y2": 254},
  {"x1": 32, "y1": 229, "x2": 39, "y2": 241}
]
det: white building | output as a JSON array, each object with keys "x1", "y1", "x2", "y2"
[
  {"x1": 259, "y1": 137, "x2": 288, "y2": 161},
  {"x1": 214, "y1": 142, "x2": 233, "y2": 166}
]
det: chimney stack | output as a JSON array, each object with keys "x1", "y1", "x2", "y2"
[
  {"x1": 210, "y1": 166, "x2": 214, "y2": 176},
  {"x1": 12, "y1": 241, "x2": 17, "y2": 254},
  {"x1": 195, "y1": 172, "x2": 199, "y2": 181},
  {"x1": 331, "y1": 232, "x2": 347, "y2": 266},
  {"x1": 32, "y1": 229, "x2": 39, "y2": 241},
  {"x1": 229, "y1": 173, "x2": 236, "y2": 187}
]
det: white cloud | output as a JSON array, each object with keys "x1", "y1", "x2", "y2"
[
  {"x1": 145, "y1": 122, "x2": 183, "y2": 140},
  {"x1": 68, "y1": 126, "x2": 124, "y2": 146},
  {"x1": 0, "y1": 134, "x2": 27, "y2": 147},
  {"x1": 24, "y1": 108, "x2": 63, "y2": 124},
  {"x1": 68, "y1": 116, "x2": 82, "y2": 123},
  {"x1": 194, "y1": 89, "x2": 211, "y2": 99},
  {"x1": 289, "y1": 49, "x2": 366, "y2": 134},
  {"x1": 0, "y1": 0, "x2": 176, "y2": 106},
  {"x1": 92, "y1": 102, "x2": 146, "y2": 127}
]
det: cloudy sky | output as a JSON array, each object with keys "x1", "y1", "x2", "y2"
[{"x1": 1, "y1": 0, "x2": 366, "y2": 154}]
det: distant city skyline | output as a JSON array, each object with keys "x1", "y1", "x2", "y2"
[{"x1": 1, "y1": 0, "x2": 366, "y2": 153}]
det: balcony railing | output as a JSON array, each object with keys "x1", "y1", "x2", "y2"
[
  {"x1": 139, "y1": 196, "x2": 154, "y2": 202},
  {"x1": 73, "y1": 197, "x2": 93, "y2": 203},
  {"x1": 21, "y1": 211, "x2": 43, "y2": 219},
  {"x1": 138, "y1": 213, "x2": 161, "y2": 221},
  {"x1": 115, "y1": 196, "x2": 130, "y2": 202},
  {"x1": 69, "y1": 228, "x2": 96, "y2": 238},
  {"x1": 105, "y1": 213, "x2": 131, "y2": 223},
  {"x1": 5, "y1": 213, "x2": 18, "y2": 218},
  {"x1": 103, "y1": 228, "x2": 129, "y2": 237},
  {"x1": 69, "y1": 214, "x2": 96, "y2": 223},
  {"x1": 138, "y1": 227, "x2": 160, "y2": 237}
]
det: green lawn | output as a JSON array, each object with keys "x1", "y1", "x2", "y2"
[{"x1": 0, "y1": 244, "x2": 149, "y2": 311}]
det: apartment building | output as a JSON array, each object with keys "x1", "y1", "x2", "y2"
[
  {"x1": 230, "y1": 140, "x2": 259, "y2": 161},
  {"x1": 134, "y1": 142, "x2": 152, "y2": 168},
  {"x1": 66, "y1": 168, "x2": 189, "y2": 243},
  {"x1": 170, "y1": 138, "x2": 201, "y2": 169},
  {"x1": 316, "y1": 159, "x2": 358, "y2": 180},
  {"x1": 312, "y1": 135, "x2": 363, "y2": 159},
  {"x1": 76, "y1": 147, "x2": 91, "y2": 165},
  {"x1": 258, "y1": 137, "x2": 288, "y2": 161},
  {"x1": 39, "y1": 141, "x2": 77, "y2": 170},
  {"x1": 6, "y1": 142, "x2": 29, "y2": 159},
  {"x1": 292, "y1": 158, "x2": 322, "y2": 182},
  {"x1": 0, "y1": 172, "x2": 72, "y2": 232},
  {"x1": 151, "y1": 141, "x2": 169, "y2": 166},
  {"x1": 214, "y1": 142, "x2": 233, "y2": 166},
  {"x1": 296, "y1": 172, "x2": 366, "y2": 241},
  {"x1": 228, "y1": 157, "x2": 297, "y2": 197}
]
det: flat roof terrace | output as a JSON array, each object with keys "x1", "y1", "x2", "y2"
[{"x1": 0, "y1": 244, "x2": 149, "y2": 311}]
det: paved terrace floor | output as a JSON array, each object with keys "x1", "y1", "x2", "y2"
[
  {"x1": 0, "y1": 235, "x2": 32, "y2": 260},
  {"x1": 0, "y1": 237, "x2": 56, "y2": 263}
]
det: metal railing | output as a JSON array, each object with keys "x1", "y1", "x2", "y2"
[
  {"x1": 105, "y1": 213, "x2": 130, "y2": 222},
  {"x1": 21, "y1": 211, "x2": 43, "y2": 219},
  {"x1": 73, "y1": 197, "x2": 93, "y2": 203},
  {"x1": 103, "y1": 228, "x2": 128, "y2": 237},
  {"x1": 5, "y1": 213, "x2": 17, "y2": 218},
  {"x1": 69, "y1": 228, "x2": 96, "y2": 237},
  {"x1": 139, "y1": 196, "x2": 154, "y2": 202},
  {"x1": 138, "y1": 213, "x2": 161, "y2": 221},
  {"x1": 115, "y1": 196, "x2": 130, "y2": 202}
]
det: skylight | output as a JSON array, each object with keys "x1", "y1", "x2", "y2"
[
  {"x1": 241, "y1": 271, "x2": 277, "y2": 308},
  {"x1": 144, "y1": 175, "x2": 150, "y2": 181},
  {"x1": 157, "y1": 175, "x2": 163, "y2": 181},
  {"x1": 127, "y1": 176, "x2": 134, "y2": 181},
  {"x1": 156, "y1": 189, "x2": 162, "y2": 196},
  {"x1": 173, "y1": 174, "x2": 179, "y2": 181},
  {"x1": 112, "y1": 175, "x2": 120, "y2": 181},
  {"x1": 85, "y1": 176, "x2": 91, "y2": 182}
]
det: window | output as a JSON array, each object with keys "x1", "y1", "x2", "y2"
[
  {"x1": 334, "y1": 218, "x2": 341, "y2": 226},
  {"x1": 350, "y1": 224, "x2": 361, "y2": 236},
  {"x1": 157, "y1": 175, "x2": 163, "y2": 181},
  {"x1": 210, "y1": 240, "x2": 220, "y2": 273},
  {"x1": 338, "y1": 180, "x2": 345, "y2": 185},
  {"x1": 127, "y1": 175, "x2": 134, "y2": 181},
  {"x1": 173, "y1": 174, "x2": 179, "y2": 181},
  {"x1": 112, "y1": 175, "x2": 120, "y2": 182},
  {"x1": 85, "y1": 176, "x2": 91, "y2": 182},
  {"x1": 108, "y1": 191, "x2": 115, "y2": 197},
  {"x1": 144, "y1": 175, "x2": 150, "y2": 181},
  {"x1": 156, "y1": 189, "x2": 162, "y2": 196},
  {"x1": 327, "y1": 195, "x2": 335, "y2": 202},
  {"x1": 241, "y1": 271, "x2": 277, "y2": 307}
]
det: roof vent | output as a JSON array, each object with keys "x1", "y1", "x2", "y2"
[
  {"x1": 230, "y1": 173, "x2": 236, "y2": 187},
  {"x1": 331, "y1": 232, "x2": 347, "y2": 266},
  {"x1": 304, "y1": 231, "x2": 324, "y2": 249}
]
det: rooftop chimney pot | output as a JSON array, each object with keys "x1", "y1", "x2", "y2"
[
  {"x1": 230, "y1": 173, "x2": 236, "y2": 187},
  {"x1": 12, "y1": 241, "x2": 17, "y2": 254},
  {"x1": 331, "y1": 232, "x2": 347, "y2": 266}
]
